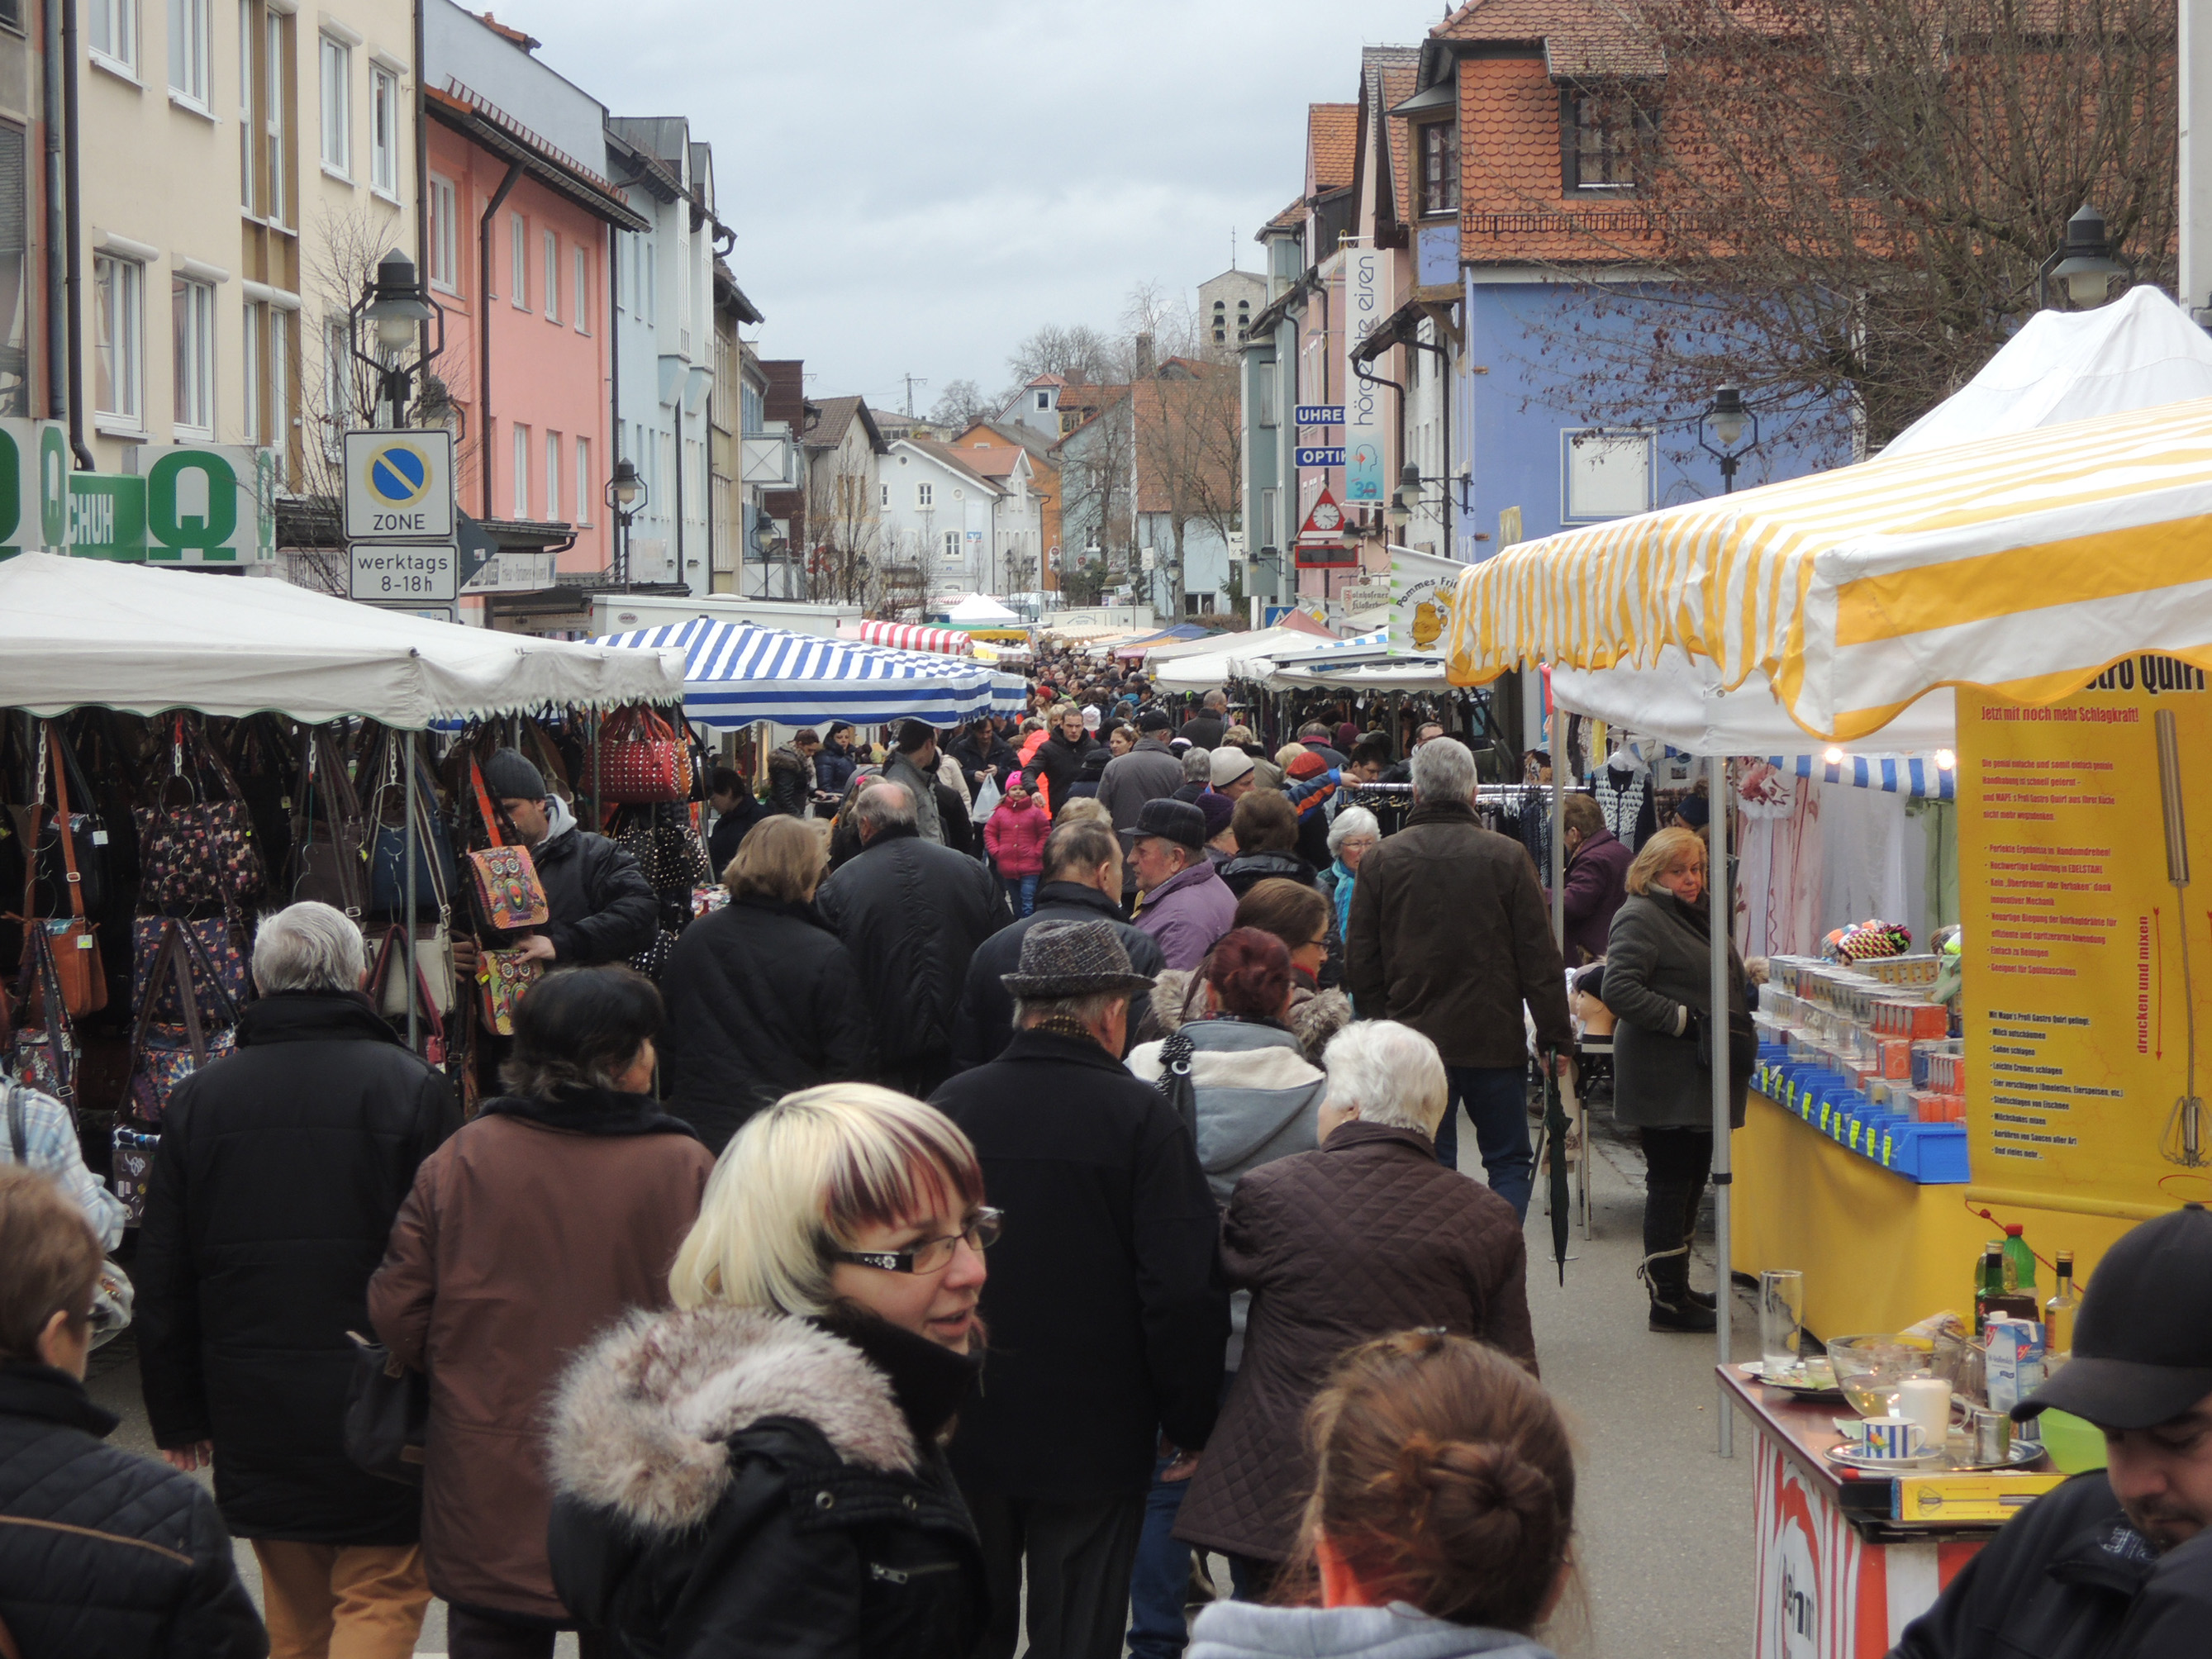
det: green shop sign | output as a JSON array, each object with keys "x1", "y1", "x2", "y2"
[{"x1": 0, "y1": 420, "x2": 73, "y2": 557}]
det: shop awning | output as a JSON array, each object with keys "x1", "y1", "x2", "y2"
[
  {"x1": 591, "y1": 615, "x2": 998, "y2": 730},
  {"x1": 1443, "y1": 395, "x2": 2212, "y2": 741},
  {"x1": 842, "y1": 620, "x2": 973, "y2": 657},
  {"x1": 0, "y1": 553, "x2": 685, "y2": 727}
]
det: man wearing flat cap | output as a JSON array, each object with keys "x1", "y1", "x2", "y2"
[
  {"x1": 1128, "y1": 797, "x2": 1237, "y2": 972},
  {"x1": 1891, "y1": 1204, "x2": 2212, "y2": 1659},
  {"x1": 930, "y1": 921, "x2": 1228, "y2": 1659}
]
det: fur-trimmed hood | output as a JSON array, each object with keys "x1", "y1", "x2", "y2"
[{"x1": 548, "y1": 1305, "x2": 918, "y2": 1535}]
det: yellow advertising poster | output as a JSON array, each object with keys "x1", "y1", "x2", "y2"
[{"x1": 1959, "y1": 658, "x2": 2212, "y2": 1209}]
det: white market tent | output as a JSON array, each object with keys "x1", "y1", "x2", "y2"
[
  {"x1": 0, "y1": 552, "x2": 686, "y2": 726},
  {"x1": 1884, "y1": 287, "x2": 2212, "y2": 458},
  {"x1": 944, "y1": 593, "x2": 1022, "y2": 626}
]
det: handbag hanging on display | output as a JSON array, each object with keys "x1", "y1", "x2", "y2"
[
  {"x1": 12, "y1": 724, "x2": 111, "y2": 921},
  {"x1": 134, "y1": 716, "x2": 267, "y2": 911},
  {"x1": 7, "y1": 929, "x2": 78, "y2": 1110},
  {"x1": 109, "y1": 1127, "x2": 159, "y2": 1224},
  {"x1": 14, "y1": 728, "x2": 107, "y2": 1018},
  {"x1": 289, "y1": 726, "x2": 369, "y2": 917},
  {"x1": 369, "y1": 925, "x2": 453, "y2": 1061},
  {"x1": 466, "y1": 763, "x2": 549, "y2": 932},
  {"x1": 584, "y1": 706, "x2": 692, "y2": 805},
  {"x1": 131, "y1": 915, "x2": 249, "y2": 1026},
  {"x1": 125, "y1": 921, "x2": 240, "y2": 1124},
  {"x1": 363, "y1": 733, "x2": 455, "y2": 919},
  {"x1": 476, "y1": 944, "x2": 543, "y2": 1037}
]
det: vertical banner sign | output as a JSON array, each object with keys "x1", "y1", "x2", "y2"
[
  {"x1": 1343, "y1": 243, "x2": 1387, "y2": 503},
  {"x1": 1959, "y1": 664, "x2": 2212, "y2": 1208}
]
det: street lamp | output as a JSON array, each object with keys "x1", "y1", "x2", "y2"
[
  {"x1": 604, "y1": 457, "x2": 647, "y2": 587},
  {"x1": 1387, "y1": 463, "x2": 1421, "y2": 533},
  {"x1": 348, "y1": 249, "x2": 442, "y2": 429},
  {"x1": 1699, "y1": 385, "x2": 1760, "y2": 494},
  {"x1": 2038, "y1": 203, "x2": 2129, "y2": 311}
]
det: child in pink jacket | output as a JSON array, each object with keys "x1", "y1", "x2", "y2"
[{"x1": 984, "y1": 772, "x2": 1051, "y2": 917}]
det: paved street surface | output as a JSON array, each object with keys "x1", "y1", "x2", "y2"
[{"x1": 84, "y1": 1092, "x2": 1750, "y2": 1657}]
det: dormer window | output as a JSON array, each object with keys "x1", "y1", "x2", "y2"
[
  {"x1": 1561, "y1": 86, "x2": 1655, "y2": 194},
  {"x1": 1035, "y1": 389, "x2": 1050, "y2": 410},
  {"x1": 1418, "y1": 121, "x2": 1458, "y2": 216}
]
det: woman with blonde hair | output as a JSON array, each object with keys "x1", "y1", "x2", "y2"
[
  {"x1": 546, "y1": 1086, "x2": 997, "y2": 1659},
  {"x1": 1605, "y1": 825, "x2": 1752, "y2": 1333},
  {"x1": 659, "y1": 814, "x2": 875, "y2": 1153},
  {"x1": 1188, "y1": 1329, "x2": 1575, "y2": 1658}
]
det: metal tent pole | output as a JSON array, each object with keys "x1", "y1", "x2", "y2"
[
  {"x1": 1548, "y1": 701, "x2": 1566, "y2": 948},
  {"x1": 404, "y1": 733, "x2": 420, "y2": 1051},
  {"x1": 1712, "y1": 749, "x2": 1734, "y2": 1456}
]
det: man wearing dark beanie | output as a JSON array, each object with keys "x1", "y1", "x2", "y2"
[{"x1": 468, "y1": 746, "x2": 657, "y2": 972}]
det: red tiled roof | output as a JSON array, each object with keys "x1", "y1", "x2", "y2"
[
  {"x1": 1437, "y1": 0, "x2": 1664, "y2": 77},
  {"x1": 1365, "y1": 48, "x2": 1420, "y2": 222},
  {"x1": 1261, "y1": 197, "x2": 1306, "y2": 236},
  {"x1": 1307, "y1": 103, "x2": 1358, "y2": 195}
]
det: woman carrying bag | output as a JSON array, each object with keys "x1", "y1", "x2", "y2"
[{"x1": 1601, "y1": 825, "x2": 1753, "y2": 1335}]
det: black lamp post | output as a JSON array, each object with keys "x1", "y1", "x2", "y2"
[
  {"x1": 2037, "y1": 203, "x2": 2129, "y2": 311},
  {"x1": 348, "y1": 249, "x2": 442, "y2": 429},
  {"x1": 604, "y1": 458, "x2": 646, "y2": 587},
  {"x1": 1700, "y1": 385, "x2": 1760, "y2": 494}
]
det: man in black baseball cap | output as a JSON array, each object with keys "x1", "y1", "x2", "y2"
[{"x1": 1892, "y1": 1205, "x2": 2212, "y2": 1659}]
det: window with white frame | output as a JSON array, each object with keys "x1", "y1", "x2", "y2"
[
  {"x1": 574, "y1": 435, "x2": 592, "y2": 524},
  {"x1": 88, "y1": 0, "x2": 134, "y2": 71},
  {"x1": 169, "y1": 0, "x2": 209, "y2": 107},
  {"x1": 172, "y1": 275, "x2": 215, "y2": 437},
  {"x1": 238, "y1": 0, "x2": 254, "y2": 212},
  {"x1": 1561, "y1": 428, "x2": 1653, "y2": 522},
  {"x1": 940, "y1": 530, "x2": 961, "y2": 566},
  {"x1": 509, "y1": 212, "x2": 527, "y2": 309},
  {"x1": 369, "y1": 64, "x2": 397, "y2": 196},
  {"x1": 241, "y1": 301, "x2": 261, "y2": 443},
  {"x1": 512, "y1": 423, "x2": 530, "y2": 518},
  {"x1": 573, "y1": 246, "x2": 588, "y2": 334},
  {"x1": 93, "y1": 254, "x2": 142, "y2": 422},
  {"x1": 323, "y1": 316, "x2": 350, "y2": 456},
  {"x1": 318, "y1": 35, "x2": 350, "y2": 176},
  {"x1": 545, "y1": 430, "x2": 561, "y2": 522},
  {"x1": 880, "y1": 482, "x2": 888, "y2": 509},
  {"x1": 268, "y1": 307, "x2": 288, "y2": 473},
  {"x1": 1035, "y1": 390, "x2": 1049, "y2": 411},
  {"x1": 542, "y1": 230, "x2": 559, "y2": 322},
  {"x1": 916, "y1": 481, "x2": 933, "y2": 508},
  {"x1": 427, "y1": 175, "x2": 457, "y2": 292},
  {"x1": 265, "y1": 12, "x2": 286, "y2": 224}
]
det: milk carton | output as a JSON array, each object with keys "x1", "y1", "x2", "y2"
[{"x1": 1986, "y1": 1317, "x2": 2045, "y2": 1448}]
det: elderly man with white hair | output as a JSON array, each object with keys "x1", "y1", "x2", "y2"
[
  {"x1": 1345, "y1": 734, "x2": 1572, "y2": 1207},
  {"x1": 1171, "y1": 1018, "x2": 1538, "y2": 1595},
  {"x1": 134, "y1": 901, "x2": 459, "y2": 1659}
]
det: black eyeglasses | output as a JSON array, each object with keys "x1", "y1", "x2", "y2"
[{"x1": 830, "y1": 1208, "x2": 1003, "y2": 1276}]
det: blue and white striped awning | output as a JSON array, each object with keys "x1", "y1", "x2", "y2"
[
  {"x1": 592, "y1": 617, "x2": 999, "y2": 730},
  {"x1": 1763, "y1": 753, "x2": 1957, "y2": 801}
]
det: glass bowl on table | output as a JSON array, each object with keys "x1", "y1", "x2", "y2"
[{"x1": 1826, "y1": 1333, "x2": 1936, "y2": 1419}]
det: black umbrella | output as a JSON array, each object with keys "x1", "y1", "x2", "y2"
[{"x1": 1543, "y1": 1049, "x2": 1572, "y2": 1286}]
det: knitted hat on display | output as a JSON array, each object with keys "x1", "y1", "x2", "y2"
[{"x1": 1001, "y1": 920, "x2": 1158, "y2": 999}]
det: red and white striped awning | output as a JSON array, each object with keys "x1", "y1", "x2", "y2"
[{"x1": 844, "y1": 620, "x2": 973, "y2": 657}]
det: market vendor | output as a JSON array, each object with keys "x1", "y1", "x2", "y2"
[
  {"x1": 461, "y1": 749, "x2": 658, "y2": 972},
  {"x1": 1890, "y1": 1204, "x2": 2212, "y2": 1659}
]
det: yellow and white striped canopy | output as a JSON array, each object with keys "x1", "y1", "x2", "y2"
[{"x1": 1444, "y1": 396, "x2": 2212, "y2": 741}]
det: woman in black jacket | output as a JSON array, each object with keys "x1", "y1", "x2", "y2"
[
  {"x1": 0, "y1": 1168, "x2": 265, "y2": 1659},
  {"x1": 1603, "y1": 825, "x2": 1751, "y2": 1336},
  {"x1": 660, "y1": 815, "x2": 875, "y2": 1152},
  {"x1": 547, "y1": 1084, "x2": 994, "y2": 1659}
]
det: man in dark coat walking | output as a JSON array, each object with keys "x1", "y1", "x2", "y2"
[
  {"x1": 135, "y1": 901, "x2": 458, "y2": 1658},
  {"x1": 816, "y1": 781, "x2": 1007, "y2": 1097},
  {"x1": 931, "y1": 921, "x2": 1228, "y2": 1659},
  {"x1": 1031, "y1": 703, "x2": 1101, "y2": 817},
  {"x1": 1346, "y1": 736, "x2": 1572, "y2": 1214},
  {"x1": 949, "y1": 816, "x2": 1164, "y2": 1071},
  {"x1": 1176, "y1": 691, "x2": 1228, "y2": 751}
]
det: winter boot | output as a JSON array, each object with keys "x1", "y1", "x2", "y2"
[{"x1": 1640, "y1": 1246, "x2": 1717, "y2": 1333}]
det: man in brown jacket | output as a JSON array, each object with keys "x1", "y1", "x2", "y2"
[
  {"x1": 1345, "y1": 735, "x2": 1572, "y2": 1215},
  {"x1": 1173, "y1": 1020, "x2": 1535, "y2": 1585}
]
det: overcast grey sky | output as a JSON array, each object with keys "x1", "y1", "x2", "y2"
[{"x1": 493, "y1": 0, "x2": 1447, "y2": 411}]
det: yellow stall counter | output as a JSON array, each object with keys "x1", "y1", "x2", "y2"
[{"x1": 1731, "y1": 1091, "x2": 2147, "y2": 1340}]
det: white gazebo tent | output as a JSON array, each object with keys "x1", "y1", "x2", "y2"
[{"x1": 944, "y1": 593, "x2": 1022, "y2": 627}]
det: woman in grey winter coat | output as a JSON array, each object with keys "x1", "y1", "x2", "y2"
[
  {"x1": 1601, "y1": 825, "x2": 1751, "y2": 1335},
  {"x1": 1187, "y1": 1329, "x2": 1574, "y2": 1659}
]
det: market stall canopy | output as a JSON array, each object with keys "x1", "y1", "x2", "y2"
[
  {"x1": 1549, "y1": 648, "x2": 1954, "y2": 757},
  {"x1": 1111, "y1": 623, "x2": 1209, "y2": 659},
  {"x1": 944, "y1": 594, "x2": 1022, "y2": 626},
  {"x1": 1444, "y1": 396, "x2": 2212, "y2": 742},
  {"x1": 1142, "y1": 621, "x2": 1326, "y2": 665},
  {"x1": 592, "y1": 615, "x2": 997, "y2": 730},
  {"x1": 0, "y1": 552, "x2": 685, "y2": 726},
  {"x1": 842, "y1": 620, "x2": 973, "y2": 657},
  {"x1": 1884, "y1": 288, "x2": 2212, "y2": 459}
]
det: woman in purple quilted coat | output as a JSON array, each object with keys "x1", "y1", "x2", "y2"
[{"x1": 1171, "y1": 1020, "x2": 1538, "y2": 1592}]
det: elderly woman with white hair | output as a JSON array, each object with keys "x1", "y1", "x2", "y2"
[
  {"x1": 545, "y1": 1084, "x2": 995, "y2": 1659},
  {"x1": 1172, "y1": 1020, "x2": 1539, "y2": 1599}
]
